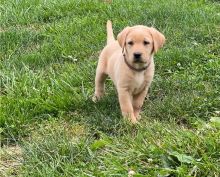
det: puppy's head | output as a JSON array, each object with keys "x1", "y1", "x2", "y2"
[{"x1": 117, "y1": 25, "x2": 165, "y2": 67}]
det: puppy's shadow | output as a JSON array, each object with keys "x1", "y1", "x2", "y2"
[{"x1": 77, "y1": 90, "x2": 127, "y2": 134}]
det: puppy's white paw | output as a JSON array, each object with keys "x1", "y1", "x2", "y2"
[
  {"x1": 131, "y1": 117, "x2": 138, "y2": 124},
  {"x1": 136, "y1": 114, "x2": 142, "y2": 121},
  {"x1": 92, "y1": 94, "x2": 103, "y2": 102},
  {"x1": 92, "y1": 95, "x2": 98, "y2": 103}
]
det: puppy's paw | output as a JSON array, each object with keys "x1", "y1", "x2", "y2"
[
  {"x1": 92, "y1": 95, "x2": 99, "y2": 102},
  {"x1": 136, "y1": 114, "x2": 142, "y2": 121},
  {"x1": 92, "y1": 94, "x2": 103, "y2": 102},
  {"x1": 131, "y1": 118, "x2": 138, "y2": 124},
  {"x1": 122, "y1": 113, "x2": 138, "y2": 124}
]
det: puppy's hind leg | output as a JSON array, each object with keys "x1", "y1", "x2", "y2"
[{"x1": 93, "y1": 67, "x2": 107, "y2": 102}]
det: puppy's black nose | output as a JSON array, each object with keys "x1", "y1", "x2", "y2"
[{"x1": 134, "y1": 52, "x2": 142, "y2": 59}]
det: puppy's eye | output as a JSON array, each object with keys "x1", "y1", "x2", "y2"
[
  {"x1": 128, "y1": 41, "x2": 134, "y2": 45},
  {"x1": 143, "y1": 41, "x2": 150, "y2": 45}
]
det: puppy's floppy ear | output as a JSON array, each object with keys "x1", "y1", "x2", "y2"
[
  {"x1": 149, "y1": 27, "x2": 165, "y2": 53},
  {"x1": 117, "y1": 27, "x2": 131, "y2": 49}
]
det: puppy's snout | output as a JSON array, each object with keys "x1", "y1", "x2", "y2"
[{"x1": 133, "y1": 52, "x2": 142, "y2": 61}]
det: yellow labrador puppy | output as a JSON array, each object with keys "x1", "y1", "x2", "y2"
[{"x1": 93, "y1": 20, "x2": 165, "y2": 123}]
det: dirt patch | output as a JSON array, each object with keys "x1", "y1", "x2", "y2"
[
  {"x1": 0, "y1": 145, "x2": 23, "y2": 176},
  {"x1": 0, "y1": 28, "x2": 6, "y2": 33},
  {"x1": 0, "y1": 23, "x2": 45, "y2": 33}
]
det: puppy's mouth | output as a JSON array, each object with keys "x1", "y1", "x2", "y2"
[{"x1": 133, "y1": 59, "x2": 147, "y2": 64}]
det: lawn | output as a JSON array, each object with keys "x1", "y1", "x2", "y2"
[{"x1": 0, "y1": 0, "x2": 220, "y2": 176}]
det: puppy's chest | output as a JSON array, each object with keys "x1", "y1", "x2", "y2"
[{"x1": 131, "y1": 73, "x2": 147, "y2": 94}]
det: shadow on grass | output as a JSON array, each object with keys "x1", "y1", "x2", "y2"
[{"x1": 66, "y1": 90, "x2": 140, "y2": 137}]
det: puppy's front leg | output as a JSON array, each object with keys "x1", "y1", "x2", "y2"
[
  {"x1": 118, "y1": 89, "x2": 137, "y2": 124},
  {"x1": 133, "y1": 87, "x2": 149, "y2": 120}
]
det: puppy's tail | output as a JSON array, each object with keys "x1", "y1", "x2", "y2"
[{"x1": 106, "y1": 20, "x2": 115, "y2": 45}]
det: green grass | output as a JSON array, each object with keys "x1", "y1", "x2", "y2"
[{"x1": 0, "y1": 0, "x2": 220, "y2": 176}]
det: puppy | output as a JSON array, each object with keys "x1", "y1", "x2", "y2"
[{"x1": 93, "y1": 20, "x2": 165, "y2": 123}]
